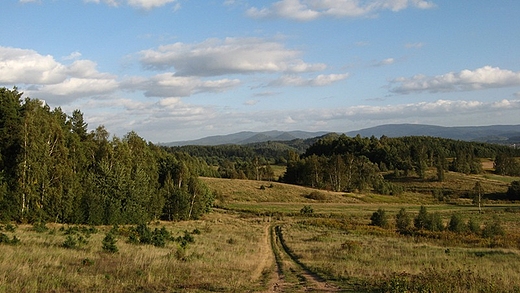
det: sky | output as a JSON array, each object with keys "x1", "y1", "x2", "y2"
[{"x1": 1, "y1": 0, "x2": 520, "y2": 142}]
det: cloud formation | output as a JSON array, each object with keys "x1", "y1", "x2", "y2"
[
  {"x1": 84, "y1": 0, "x2": 179, "y2": 9},
  {"x1": 269, "y1": 73, "x2": 349, "y2": 87},
  {"x1": 0, "y1": 46, "x2": 118, "y2": 103},
  {"x1": 139, "y1": 37, "x2": 326, "y2": 76},
  {"x1": 390, "y1": 66, "x2": 520, "y2": 94},
  {"x1": 124, "y1": 73, "x2": 241, "y2": 98},
  {"x1": 247, "y1": 0, "x2": 436, "y2": 21}
]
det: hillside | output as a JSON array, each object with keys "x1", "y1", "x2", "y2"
[
  {"x1": 345, "y1": 124, "x2": 520, "y2": 143},
  {"x1": 162, "y1": 130, "x2": 328, "y2": 146},
  {"x1": 161, "y1": 124, "x2": 520, "y2": 146}
]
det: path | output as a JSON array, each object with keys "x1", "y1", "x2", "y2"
[{"x1": 257, "y1": 223, "x2": 342, "y2": 292}]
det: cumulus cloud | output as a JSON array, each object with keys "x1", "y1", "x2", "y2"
[
  {"x1": 247, "y1": 0, "x2": 436, "y2": 21},
  {"x1": 390, "y1": 66, "x2": 520, "y2": 94},
  {"x1": 123, "y1": 73, "x2": 241, "y2": 97},
  {"x1": 269, "y1": 73, "x2": 349, "y2": 87},
  {"x1": 139, "y1": 37, "x2": 326, "y2": 76},
  {"x1": 0, "y1": 47, "x2": 67, "y2": 84},
  {"x1": 0, "y1": 46, "x2": 118, "y2": 103}
]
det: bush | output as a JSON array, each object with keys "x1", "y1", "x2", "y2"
[
  {"x1": 507, "y1": 181, "x2": 520, "y2": 200},
  {"x1": 414, "y1": 206, "x2": 429, "y2": 230},
  {"x1": 467, "y1": 218, "x2": 481, "y2": 234},
  {"x1": 62, "y1": 235, "x2": 78, "y2": 249},
  {"x1": 395, "y1": 208, "x2": 412, "y2": 234},
  {"x1": 428, "y1": 212, "x2": 445, "y2": 232},
  {"x1": 305, "y1": 191, "x2": 328, "y2": 201},
  {"x1": 482, "y1": 217, "x2": 505, "y2": 238},
  {"x1": 102, "y1": 232, "x2": 118, "y2": 253},
  {"x1": 448, "y1": 213, "x2": 466, "y2": 233},
  {"x1": 32, "y1": 221, "x2": 48, "y2": 233},
  {"x1": 370, "y1": 208, "x2": 389, "y2": 229},
  {"x1": 300, "y1": 205, "x2": 314, "y2": 215}
]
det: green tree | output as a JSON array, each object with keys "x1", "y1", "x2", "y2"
[
  {"x1": 448, "y1": 213, "x2": 466, "y2": 233},
  {"x1": 370, "y1": 208, "x2": 389, "y2": 228},
  {"x1": 395, "y1": 208, "x2": 412, "y2": 234},
  {"x1": 414, "y1": 206, "x2": 429, "y2": 230},
  {"x1": 507, "y1": 181, "x2": 520, "y2": 200}
]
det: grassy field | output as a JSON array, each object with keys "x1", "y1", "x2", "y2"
[{"x1": 1, "y1": 168, "x2": 520, "y2": 292}]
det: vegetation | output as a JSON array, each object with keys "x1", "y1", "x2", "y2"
[
  {"x1": 2, "y1": 87, "x2": 520, "y2": 291},
  {"x1": 0, "y1": 87, "x2": 214, "y2": 224}
]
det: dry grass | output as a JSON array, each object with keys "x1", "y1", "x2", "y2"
[
  {"x1": 282, "y1": 220, "x2": 520, "y2": 292},
  {"x1": 2, "y1": 171, "x2": 520, "y2": 292},
  {"x1": 0, "y1": 214, "x2": 273, "y2": 292}
]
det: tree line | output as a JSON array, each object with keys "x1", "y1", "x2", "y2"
[
  {"x1": 281, "y1": 133, "x2": 520, "y2": 194},
  {"x1": 0, "y1": 87, "x2": 214, "y2": 224}
]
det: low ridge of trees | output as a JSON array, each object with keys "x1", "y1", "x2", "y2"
[
  {"x1": 0, "y1": 87, "x2": 214, "y2": 224},
  {"x1": 279, "y1": 133, "x2": 520, "y2": 196}
]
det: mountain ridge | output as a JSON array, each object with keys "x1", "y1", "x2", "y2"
[{"x1": 160, "y1": 124, "x2": 520, "y2": 146}]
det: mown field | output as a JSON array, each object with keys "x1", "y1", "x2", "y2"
[{"x1": 1, "y1": 168, "x2": 520, "y2": 292}]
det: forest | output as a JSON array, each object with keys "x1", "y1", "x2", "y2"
[
  {"x1": 2, "y1": 86, "x2": 520, "y2": 225},
  {"x1": 0, "y1": 87, "x2": 215, "y2": 224}
]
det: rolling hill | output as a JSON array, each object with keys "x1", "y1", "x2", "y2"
[{"x1": 161, "y1": 124, "x2": 520, "y2": 146}]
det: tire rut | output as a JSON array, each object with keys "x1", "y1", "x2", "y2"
[{"x1": 267, "y1": 224, "x2": 342, "y2": 292}]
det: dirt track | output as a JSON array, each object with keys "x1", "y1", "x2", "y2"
[{"x1": 261, "y1": 224, "x2": 342, "y2": 292}]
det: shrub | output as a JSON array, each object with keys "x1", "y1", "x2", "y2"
[
  {"x1": 4, "y1": 223, "x2": 16, "y2": 232},
  {"x1": 62, "y1": 235, "x2": 78, "y2": 249},
  {"x1": 467, "y1": 218, "x2": 481, "y2": 234},
  {"x1": 102, "y1": 232, "x2": 118, "y2": 253},
  {"x1": 32, "y1": 221, "x2": 48, "y2": 233},
  {"x1": 482, "y1": 217, "x2": 505, "y2": 238},
  {"x1": 428, "y1": 212, "x2": 444, "y2": 232},
  {"x1": 395, "y1": 208, "x2": 412, "y2": 234},
  {"x1": 414, "y1": 206, "x2": 429, "y2": 230},
  {"x1": 305, "y1": 191, "x2": 328, "y2": 201},
  {"x1": 448, "y1": 213, "x2": 466, "y2": 233},
  {"x1": 507, "y1": 181, "x2": 520, "y2": 200},
  {"x1": 300, "y1": 205, "x2": 314, "y2": 215},
  {"x1": 370, "y1": 208, "x2": 389, "y2": 229},
  {"x1": 0, "y1": 233, "x2": 10, "y2": 244}
]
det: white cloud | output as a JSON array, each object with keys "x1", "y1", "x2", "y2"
[
  {"x1": 84, "y1": 0, "x2": 179, "y2": 9},
  {"x1": 63, "y1": 51, "x2": 82, "y2": 61},
  {"x1": 0, "y1": 47, "x2": 67, "y2": 84},
  {"x1": 139, "y1": 37, "x2": 326, "y2": 76},
  {"x1": 269, "y1": 73, "x2": 349, "y2": 87},
  {"x1": 31, "y1": 78, "x2": 118, "y2": 100},
  {"x1": 124, "y1": 72, "x2": 241, "y2": 97},
  {"x1": 374, "y1": 58, "x2": 395, "y2": 66},
  {"x1": 247, "y1": 0, "x2": 436, "y2": 21},
  {"x1": 390, "y1": 66, "x2": 520, "y2": 94},
  {"x1": 0, "y1": 46, "x2": 118, "y2": 104}
]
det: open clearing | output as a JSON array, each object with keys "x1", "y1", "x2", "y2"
[{"x1": 1, "y1": 172, "x2": 520, "y2": 292}]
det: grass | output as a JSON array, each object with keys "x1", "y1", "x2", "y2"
[
  {"x1": 0, "y1": 215, "x2": 272, "y2": 292},
  {"x1": 2, "y1": 167, "x2": 520, "y2": 292}
]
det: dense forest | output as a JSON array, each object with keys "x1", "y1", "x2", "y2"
[
  {"x1": 281, "y1": 134, "x2": 520, "y2": 194},
  {"x1": 0, "y1": 88, "x2": 215, "y2": 224}
]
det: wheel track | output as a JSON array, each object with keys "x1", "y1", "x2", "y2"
[{"x1": 266, "y1": 224, "x2": 342, "y2": 292}]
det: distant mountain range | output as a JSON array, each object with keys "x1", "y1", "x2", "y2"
[{"x1": 161, "y1": 124, "x2": 520, "y2": 146}]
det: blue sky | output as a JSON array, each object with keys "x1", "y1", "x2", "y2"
[{"x1": 1, "y1": 0, "x2": 520, "y2": 142}]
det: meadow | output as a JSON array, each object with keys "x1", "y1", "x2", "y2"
[{"x1": 1, "y1": 168, "x2": 520, "y2": 292}]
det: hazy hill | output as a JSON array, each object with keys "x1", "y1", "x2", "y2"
[
  {"x1": 162, "y1": 131, "x2": 328, "y2": 146},
  {"x1": 161, "y1": 124, "x2": 520, "y2": 146},
  {"x1": 345, "y1": 124, "x2": 520, "y2": 144}
]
